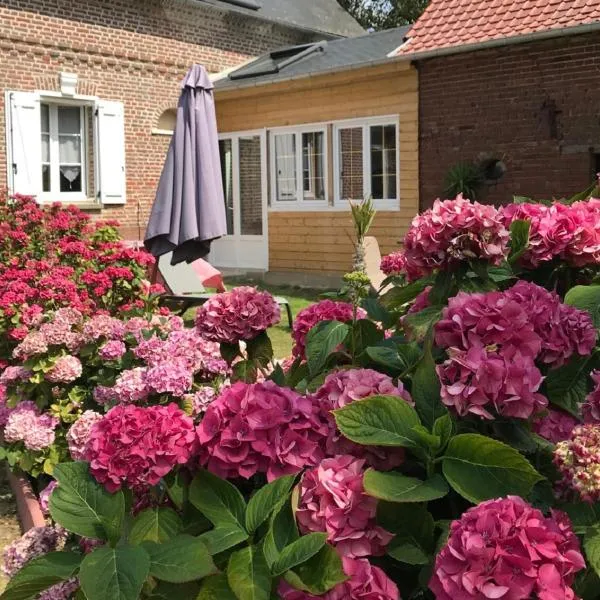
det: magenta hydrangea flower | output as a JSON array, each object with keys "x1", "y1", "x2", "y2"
[
  {"x1": 563, "y1": 199, "x2": 600, "y2": 267},
  {"x1": 408, "y1": 286, "x2": 431, "y2": 314},
  {"x1": 197, "y1": 381, "x2": 331, "y2": 481},
  {"x1": 85, "y1": 403, "x2": 197, "y2": 492},
  {"x1": 145, "y1": 359, "x2": 193, "y2": 398},
  {"x1": 278, "y1": 557, "x2": 399, "y2": 600},
  {"x1": 98, "y1": 340, "x2": 126, "y2": 361},
  {"x1": 402, "y1": 195, "x2": 509, "y2": 277},
  {"x1": 195, "y1": 286, "x2": 280, "y2": 343},
  {"x1": 296, "y1": 455, "x2": 393, "y2": 558},
  {"x1": 313, "y1": 369, "x2": 411, "y2": 470},
  {"x1": 430, "y1": 496, "x2": 584, "y2": 600},
  {"x1": 4, "y1": 402, "x2": 58, "y2": 451},
  {"x1": 46, "y1": 355, "x2": 82, "y2": 383},
  {"x1": 67, "y1": 410, "x2": 103, "y2": 461},
  {"x1": 2, "y1": 526, "x2": 68, "y2": 578},
  {"x1": 583, "y1": 370, "x2": 600, "y2": 423},
  {"x1": 533, "y1": 409, "x2": 579, "y2": 444},
  {"x1": 555, "y1": 424, "x2": 600, "y2": 503},
  {"x1": 111, "y1": 367, "x2": 150, "y2": 404},
  {"x1": 38, "y1": 480, "x2": 58, "y2": 516},
  {"x1": 292, "y1": 301, "x2": 366, "y2": 359}
]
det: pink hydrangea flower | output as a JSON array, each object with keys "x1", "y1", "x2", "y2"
[
  {"x1": 2, "y1": 526, "x2": 68, "y2": 578},
  {"x1": 111, "y1": 367, "x2": 150, "y2": 404},
  {"x1": 555, "y1": 424, "x2": 600, "y2": 503},
  {"x1": 4, "y1": 402, "x2": 58, "y2": 451},
  {"x1": 67, "y1": 410, "x2": 103, "y2": 461},
  {"x1": 196, "y1": 286, "x2": 280, "y2": 343},
  {"x1": 583, "y1": 370, "x2": 600, "y2": 423},
  {"x1": 197, "y1": 381, "x2": 331, "y2": 481},
  {"x1": 292, "y1": 301, "x2": 366, "y2": 359},
  {"x1": 98, "y1": 340, "x2": 126, "y2": 361},
  {"x1": 85, "y1": 403, "x2": 197, "y2": 492},
  {"x1": 145, "y1": 359, "x2": 193, "y2": 398},
  {"x1": 46, "y1": 355, "x2": 82, "y2": 383},
  {"x1": 13, "y1": 331, "x2": 48, "y2": 359},
  {"x1": 82, "y1": 314, "x2": 125, "y2": 342},
  {"x1": 184, "y1": 386, "x2": 218, "y2": 416},
  {"x1": 430, "y1": 496, "x2": 584, "y2": 600},
  {"x1": 38, "y1": 480, "x2": 57, "y2": 516},
  {"x1": 533, "y1": 409, "x2": 579, "y2": 444},
  {"x1": 0, "y1": 366, "x2": 31, "y2": 384},
  {"x1": 278, "y1": 557, "x2": 399, "y2": 600},
  {"x1": 313, "y1": 369, "x2": 411, "y2": 470},
  {"x1": 402, "y1": 196, "x2": 509, "y2": 277},
  {"x1": 408, "y1": 286, "x2": 432, "y2": 314},
  {"x1": 38, "y1": 578, "x2": 79, "y2": 600},
  {"x1": 563, "y1": 199, "x2": 600, "y2": 267},
  {"x1": 296, "y1": 455, "x2": 393, "y2": 557}
]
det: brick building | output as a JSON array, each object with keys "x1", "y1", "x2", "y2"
[
  {"x1": 0, "y1": 0, "x2": 362, "y2": 238},
  {"x1": 392, "y1": 0, "x2": 600, "y2": 209}
]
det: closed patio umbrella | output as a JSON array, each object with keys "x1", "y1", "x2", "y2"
[{"x1": 144, "y1": 64, "x2": 227, "y2": 265}]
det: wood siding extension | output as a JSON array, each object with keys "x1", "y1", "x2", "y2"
[{"x1": 216, "y1": 61, "x2": 418, "y2": 274}]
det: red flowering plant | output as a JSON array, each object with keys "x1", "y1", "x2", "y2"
[{"x1": 9, "y1": 191, "x2": 600, "y2": 600}]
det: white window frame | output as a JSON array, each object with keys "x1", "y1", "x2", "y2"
[
  {"x1": 269, "y1": 124, "x2": 329, "y2": 210},
  {"x1": 333, "y1": 115, "x2": 400, "y2": 211},
  {"x1": 39, "y1": 100, "x2": 89, "y2": 203}
]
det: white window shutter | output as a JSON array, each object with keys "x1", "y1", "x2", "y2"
[
  {"x1": 96, "y1": 100, "x2": 126, "y2": 204},
  {"x1": 7, "y1": 92, "x2": 42, "y2": 197}
]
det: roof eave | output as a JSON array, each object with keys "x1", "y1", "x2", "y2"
[{"x1": 391, "y1": 20, "x2": 600, "y2": 61}]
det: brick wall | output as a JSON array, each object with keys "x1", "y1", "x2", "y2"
[
  {"x1": 0, "y1": 0, "x2": 318, "y2": 237},
  {"x1": 418, "y1": 31, "x2": 600, "y2": 209}
]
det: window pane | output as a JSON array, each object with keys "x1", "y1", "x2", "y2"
[
  {"x1": 60, "y1": 166, "x2": 81, "y2": 192},
  {"x1": 58, "y1": 107, "x2": 80, "y2": 135},
  {"x1": 41, "y1": 104, "x2": 49, "y2": 133},
  {"x1": 42, "y1": 165, "x2": 50, "y2": 192},
  {"x1": 338, "y1": 127, "x2": 363, "y2": 201},
  {"x1": 239, "y1": 136, "x2": 263, "y2": 235},
  {"x1": 370, "y1": 124, "x2": 396, "y2": 200},
  {"x1": 302, "y1": 132, "x2": 325, "y2": 201},
  {"x1": 219, "y1": 139, "x2": 234, "y2": 235},
  {"x1": 41, "y1": 133, "x2": 50, "y2": 163},
  {"x1": 274, "y1": 133, "x2": 297, "y2": 201},
  {"x1": 59, "y1": 136, "x2": 81, "y2": 164}
]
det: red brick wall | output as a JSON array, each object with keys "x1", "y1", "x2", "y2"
[
  {"x1": 0, "y1": 0, "x2": 318, "y2": 238},
  {"x1": 418, "y1": 32, "x2": 600, "y2": 209}
]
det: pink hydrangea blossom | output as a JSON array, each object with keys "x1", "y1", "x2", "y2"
[
  {"x1": 430, "y1": 496, "x2": 584, "y2": 600},
  {"x1": 4, "y1": 402, "x2": 58, "y2": 451},
  {"x1": 38, "y1": 578, "x2": 79, "y2": 600},
  {"x1": 92, "y1": 385, "x2": 116, "y2": 406},
  {"x1": 46, "y1": 355, "x2": 82, "y2": 383},
  {"x1": 313, "y1": 369, "x2": 411, "y2": 470},
  {"x1": 145, "y1": 359, "x2": 193, "y2": 398},
  {"x1": 98, "y1": 340, "x2": 126, "y2": 361},
  {"x1": 292, "y1": 300, "x2": 366, "y2": 359},
  {"x1": 2, "y1": 526, "x2": 68, "y2": 578},
  {"x1": 563, "y1": 199, "x2": 600, "y2": 267},
  {"x1": 67, "y1": 410, "x2": 103, "y2": 461},
  {"x1": 408, "y1": 286, "x2": 432, "y2": 314},
  {"x1": 402, "y1": 196, "x2": 509, "y2": 277},
  {"x1": 13, "y1": 331, "x2": 48, "y2": 359},
  {"x1": 278, "y1": 557, "x2": 399, "y2": 600},
  {"x1": 85, "y1": 403, "x2": 197, "y2": 492},
  {"x1": 184, "y1": 386, "x2": 218, "y2": 416},
  {"x1": 379, "y1": 250, "x2": 425, "y2": 282},
  {"x1": 533, "y1": 409, "x2": 579, "y2": 444},
  {"x1": 38, "y1": 480, "x2": 57, "y2": 516},
  {"x1": 111, "y1": 367, "x2": 150, "y2": 404},
  {"x1": 0, "y1": 366, "x2": 31, "y2": 384},
  {"x1": 197, "y1": 381, "x2": 331, "y2": 481},
  {"x1": 583, "y1": 370, "x2": 600, "y2": 423},
  {"x1": 196, "y1": 286, "x2": 280, "y2": 343},
  {"x1": 297, "y1": 455, "x2": 393, "y2": 557},
  {"x1": 555, "y1": 424, "x2": 600, "y2": 503},
  {"x1": 81, "y1": 314, "x2": 125, "y2": 342}
]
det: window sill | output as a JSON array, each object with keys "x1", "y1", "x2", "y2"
[
  {"x1": 151, "y1": 128, "x2": 174, "y2": 136},
  {"x1": 268, "y1": 200, "x2": 400, "y2": 213}
]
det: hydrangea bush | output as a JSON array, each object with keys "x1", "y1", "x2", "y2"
[{"x1": 5, "y1": 193, "x2": 600, "y2": 600}]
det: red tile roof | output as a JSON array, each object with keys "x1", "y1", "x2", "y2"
[{"x1": 393, "y1": 0, "x2": 600, "y2": 56}]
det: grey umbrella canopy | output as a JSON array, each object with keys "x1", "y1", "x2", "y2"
[{"x1": 144, "y1": 65, "x2": 227, "y2": 265}]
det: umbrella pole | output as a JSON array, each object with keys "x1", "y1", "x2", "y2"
[{"x1": 150, "y1": 260, "x2": 159, "y2": 284}]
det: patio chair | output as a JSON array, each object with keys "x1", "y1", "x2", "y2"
[
  {"x1": 158, "y1": 254, "x2": 293, "y2": 328},
  {"x1": 362, "y1": 236, "x2": 388, "y2": 292}
]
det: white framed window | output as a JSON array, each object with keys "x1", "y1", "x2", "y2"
[
  {"x1": 6, "y1": 91, "x2": 126, "y2": 204},
  {"x1": 333, "y1": 116, "x2": 399, "y2": 210},
  {"x1": 269, "y1": 125, "x2": 328, "y2": 208}
]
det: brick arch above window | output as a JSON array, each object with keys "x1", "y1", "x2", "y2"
[{"x1": 153, "y1": 107, "x2": 177, "y2": 135}]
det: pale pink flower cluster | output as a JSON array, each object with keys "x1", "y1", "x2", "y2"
[
  {"x1": 292, "y1": 300, "x2": 366, "y2": 359},
  {"x1": 85, "y1": 403, "x2": 197, "y2": 492},
  {"x1": 183, "y1": 386, "x2": 218, "y2": 416},
  {"x1": 582, "y1": 370, "x2": 600, "y2": 423},
  {"x1": 555, "y1": 424, "x2": 600, "y2": 503},
  {"x1": 67, "y1": 410, "x2": 103, "y2": 461},
  {"x1": 313, "y1": 369, "x2": 411, "y2": 470},
  {"x1": 400, "y1": 196, "x2": 509, "y2": 278},
  {"x1": 13, "y1": 331, "x2": 48, "y2": 359},
  {"x1": 109, "y1": 367, "x2": 150, "y2": 404},
  {"x1": 98, "y1": 340, "x2": 126, "y2": 361},
  {"x1": 297, "y1": 455, "x2": 393, "y2": 558},
  {"x1": 533, "y1": 409, "x2": 579, "y2": 444},
  {"x1": 278, "y1": 557, "x2": 399, "y2": 600},
  {"x1": 81, "y1": 314, "x2": 125, "y2": 342},
  {"x1": 196, "y1": 286, "x2": 281, "y2": 343},
  {"x1": 197, "y1": 381, "x2": 331, "y2": 481},
  {"x1": 38, "y1": 578, "x2": 79, "y2": 600},
  {"x1": 2, "y1": 526, "x2": 68, "y2": 578},
  {"x1": 0, "y1": 366, "x2": 31, "y2": 384},
  {"x1": 430, "y1": 496, "x2": 584, "y2": 600},
  {"x1": 3, "y1": 401, "x2": 58, "y2": 451},
  {"x1": 46, "y1": 355, "x2": 82, "y2": 383},
  {"x1": 145, "y1": 359, "x2": 193, "y2": 398}
]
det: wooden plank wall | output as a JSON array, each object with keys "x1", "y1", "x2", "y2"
[{"x1": 216, "y1": 61, "x2": 419, "y2": 274}]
